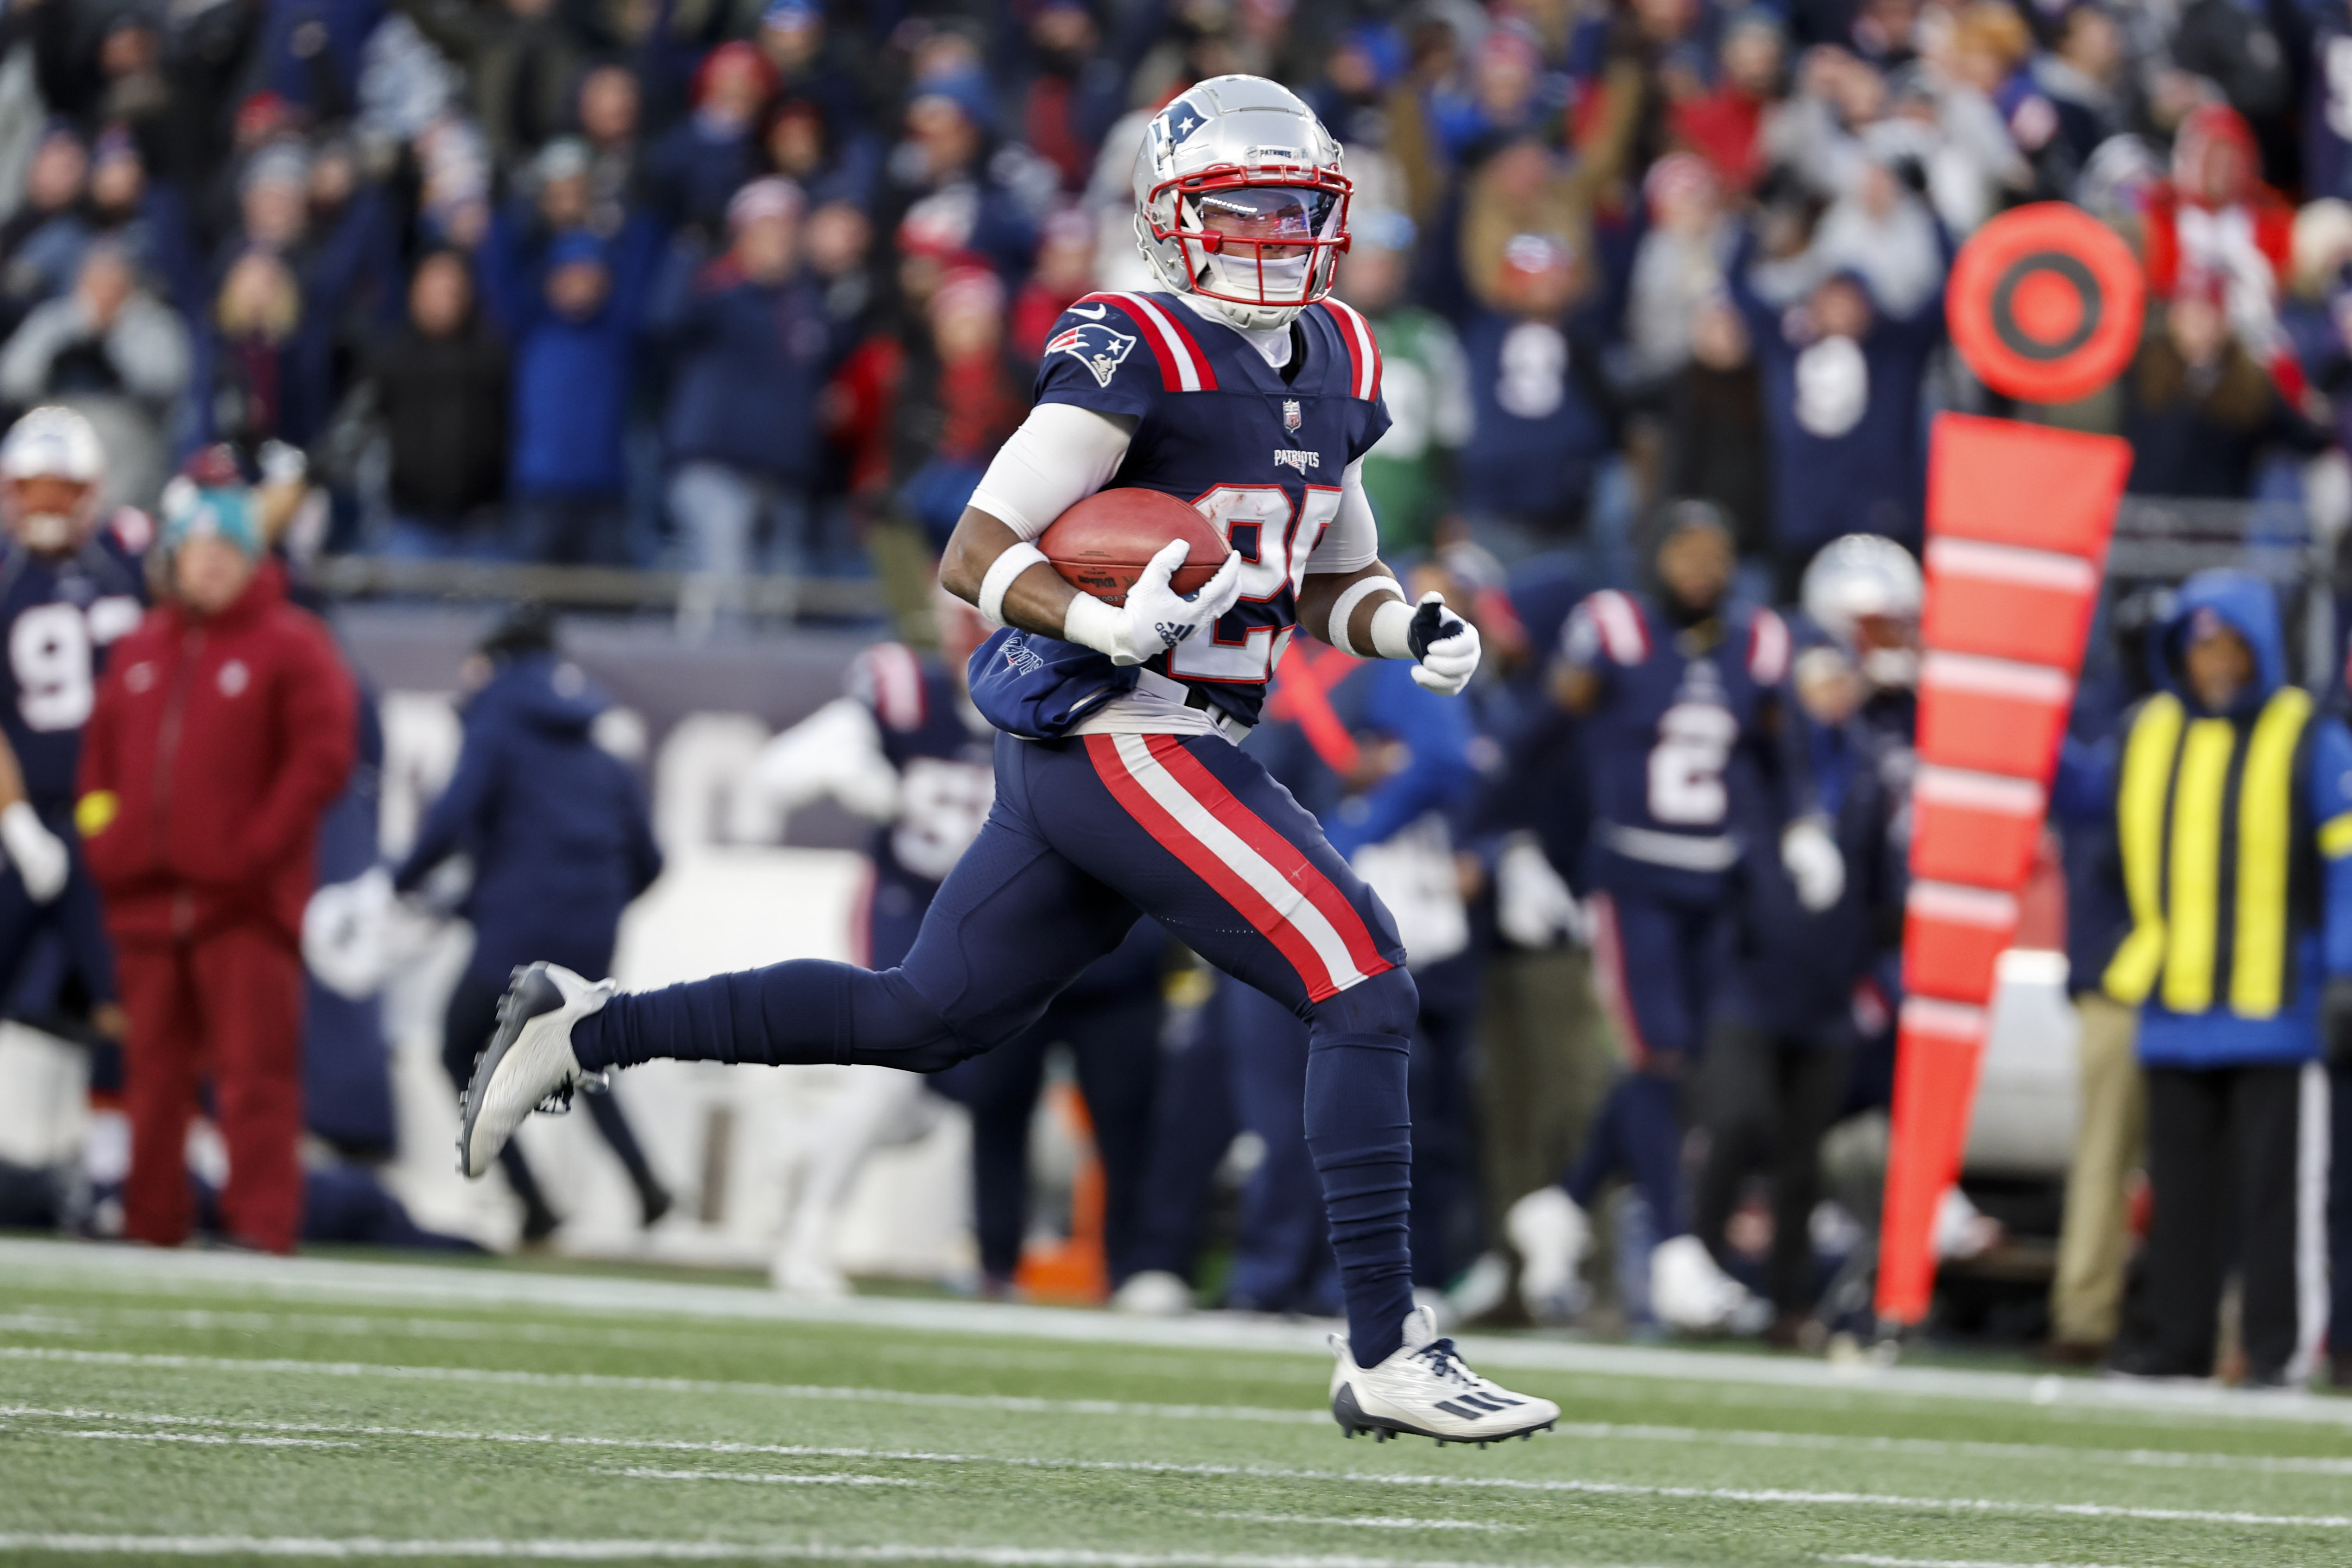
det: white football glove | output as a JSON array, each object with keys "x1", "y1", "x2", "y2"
[
  {"x1": 1062, "y1": 539, "x2": 1243, "y2": 667},
  {"x1": 1404, "y1": 591, "x2": 1481, "y2": 695},
  {"x1": 1495, "y1": 832, "x2": 1587, "y2": 949},
  {"x1": 1780, "y1": 816, "x2": 1846, "y2": 913},
  {"x1": 0, "y1": 801, "x2": 68, "y2": 904}
]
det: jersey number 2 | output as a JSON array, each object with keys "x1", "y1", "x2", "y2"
[
  {"x1": 1168, "y1": 485, "x2": 1342, "y2": 683},
  {"x1": 1646, "y1": 703, "x2": 1736, "y2": 827}
]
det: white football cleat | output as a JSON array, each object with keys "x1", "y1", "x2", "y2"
[
  {"x1": 1328, "y1": 1304, "x2": 1560, "y2": 1446},
  {"x1": 1649, "y1": 1233, "x2": 1763, "y2": 1333},
  {"x1": 1111, "y1": 1269, "x2": 1194, "y2": 1316},
  {"x1": 1505, "y1": 1185, "x2": 1590, "y2": 1322},
  {"x1": 771, "y1": 1249, "x2": 851, "y2": 1298},
  {"x1": 456, "y1": 962, "x2": 615, "y2": 1180}
]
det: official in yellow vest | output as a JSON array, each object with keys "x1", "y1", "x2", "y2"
[{"x1": 2093, "y1": 571, "x2": 2352, "y2": 1386}]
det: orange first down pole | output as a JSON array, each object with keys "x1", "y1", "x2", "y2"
[{"x1": 1875, "y1": 413, "x2": 2130, "y2": 1326}]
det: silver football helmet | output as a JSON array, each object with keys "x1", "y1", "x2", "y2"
[
  {"x1": 1802, "y1": 533, "x2": 1923, "y2": 689},
  {"x1": 1131, "y1": 75, "x2": 1351, "y2": 332},
  {"x1": 0, "y1": 405, "x2": 103, "y2": 553}
]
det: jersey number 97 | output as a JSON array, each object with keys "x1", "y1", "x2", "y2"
[{"x1": 13, "y1": 598, "x2": 140, "y2": 733}]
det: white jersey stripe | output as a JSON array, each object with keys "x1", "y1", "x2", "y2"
[
  {"x1": 1109, "y1": 733, "x2": 1370, "y2": 993},
  {"x1": 1107, "y1": 293, "x2": 1204, "y2": 392},
  {"x1": 1587, "y1": 590, "x2": 1648, "y2": 665},
  {"x1": 1325, "y1": 298, "x2": 1378, "y2": 399}
]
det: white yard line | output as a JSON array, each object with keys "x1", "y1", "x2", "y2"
[
  {"x1": 1823, "y1": 1558, "x2": 2154, "y2": 1568},
  {"x1": 7, "y1": 1344, "x2": 2351, "y2": 1480},
  {"x1": 1194, "y1": 1515, "x2": 1524, "y2": 1535},
  {"x1": 9, "y1": 1238, "x2": 2352, "y2": 1427},
  {"x1": 3, "y1": 1404, "x2": 2348, "y2": 1532},
  {"x1": 0, "y1": 1537, "x2": 1588, "y2": 1568},
  {"x1": 0, "y1": 1346, "x2": 1328, "y2": 1425},
  {"x1": 610, "y1": 1470, "x2": 926, "y2": 1487},
  {"x1": 64, "y1": 1430, "x2": 358, "y2": 1448}
]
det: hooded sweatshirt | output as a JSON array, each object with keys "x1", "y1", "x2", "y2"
[
  {"x1": 392, "y1": 651, "x2": 662, "y2": 981},
  {"x1": 2078, "y1": 570, "x2": 2352, "y2": 1068}
]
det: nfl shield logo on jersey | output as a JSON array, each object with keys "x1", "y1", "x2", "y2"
[
  {"x1": 1283, "y1": 399, "x2": 1302, "y2": 433},
  {"x1": 1046, "y1": 322, "x2": 1138, "y2": 389}
]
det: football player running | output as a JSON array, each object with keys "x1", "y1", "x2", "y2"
[
  {"x1": 0, "y1": 407, "x2": 146, "y2": 1030},
  {"x1": 1508, "y1": 502, "x2": 1839, "y2": 1333},
  {"x1": 458, "y1": 76, "x2": 1555, "y2": 1445}
]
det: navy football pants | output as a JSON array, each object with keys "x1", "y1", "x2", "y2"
[
  {"x1": 1560, "y1": 890, "x2": 1720, "y2": 1242},
  {"x1": 0, "y1": 805, "x2": 118, "y2": 1009},
  {"x1": 577, "y1": 730, "x2": 1421, "y2": 1362}
]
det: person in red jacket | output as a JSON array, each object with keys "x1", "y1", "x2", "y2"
[{"x1": 76, "y1": 479, "x2": 356, "y2": 1252}]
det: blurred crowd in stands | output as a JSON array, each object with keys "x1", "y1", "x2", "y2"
[{"x1": 0, "y1": 0, "x2": 2345, "y2": 588}]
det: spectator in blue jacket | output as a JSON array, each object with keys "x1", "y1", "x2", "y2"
[
  {"x1": 654, "y1": 178, "x2": 837, "y2": 630},
  {"x1": 394, "y1": 606, "x2": 670, "y2": 1243},
  {"x1": 2071, "y1": 572, "x2": 2352, "y2": 1386},
  {"x1": 484, "y1": 217, "x2": 663, "y2": 564},
  {"x1": 645, "y1": 41, "x2": 775, "y2": 238}
]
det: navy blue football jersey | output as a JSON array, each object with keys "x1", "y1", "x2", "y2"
[
  {"x1": 998, "y1": 289, "x2": 1392, "y2": 731},
  {"x1": 0, "y1": 511, "x2": 149, "y2": 807},
  {"x1": 849, "y1": 642, "x2": 996, "y2": 890},
  {"x1": 1562, "y1": 588, "x2": 1792, "y2": 901}
]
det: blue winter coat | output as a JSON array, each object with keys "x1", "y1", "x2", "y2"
[
  {"x1": 482, "y1": 215, "x2": 664, "y2": 498},
  {"x1": 652, "y1": 255, "x2": 838, "y2": 483},
  {"x1": 2060, "y1": 571, "x2": 2352, "y2": 1067},
  {"x1": 392, "y1": 654, "x2": 663, "y2": 983}
]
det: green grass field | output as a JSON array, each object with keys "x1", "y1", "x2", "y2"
[{"x1": 5, "y1": 1238, "x2": 2352, "y2": 1567}]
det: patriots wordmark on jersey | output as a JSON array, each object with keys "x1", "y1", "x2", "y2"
[
  {"x1": 1564, "y1": 588, "x2": 1791, "y2": 899},
  {"x1": 0, "y1": 509, "x2": 149, "y2": 804},
  {"x1": 977, "y1": 289, "x2": 1389, "y2": 734}
]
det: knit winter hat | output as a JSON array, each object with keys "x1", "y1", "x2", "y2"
[{"x1": 159, "y1": 482, "x2": 263, "y2": 559}]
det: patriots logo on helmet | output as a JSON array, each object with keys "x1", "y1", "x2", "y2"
[
  {"x1": 1046, "y1": 322, "x2": 1138, "y2": 389},
  {"x1": 1157, "y1": 101, "x2": 1206, "y2": 149}
]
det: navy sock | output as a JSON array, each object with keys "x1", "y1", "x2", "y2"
[
  {"x1": 1305, "y1": 1030, "x2": 1415, "y2": 1367},
  {"x1": 571, "y1": 961, "x2": 963, "y2": 1074},
  {"x1": 1562, "y1": 1072, "x2": 1687, "y2": 1236},
  {"x1": 1616, "y1": 1072, "x2": 1688, "y2": 1240}
]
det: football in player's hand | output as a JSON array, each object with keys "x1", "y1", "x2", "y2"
[{"x1": 1041, "y1": 488, "x2": 1227, "y2": 606}]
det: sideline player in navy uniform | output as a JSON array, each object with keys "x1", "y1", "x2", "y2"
[
  {"x1": 754, "y1": 587, "x2": 998, "y2": 1296},
  {"x1": 0, "y1": 407, "x2": 148, "y2": 1032},
  {"x1": 1507, "y1": 503, "x2": 1842, "y2": 1332},
  {"x1": 459, "y1": 76, "x2": 1557, "y2": 1444}
]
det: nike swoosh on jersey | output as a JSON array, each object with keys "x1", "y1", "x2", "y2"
[{"x1": 1069, "y1": 303, "x2": 1108, "y2": 318}]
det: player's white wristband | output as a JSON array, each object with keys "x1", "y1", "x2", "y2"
[
  {"x1": 1327, "y1": 577, "x2": 1405, "y2": 657},
  {"x1": 1062, "y1": 592, "x2": 1122, "y2": 658},
  {"x1": 978, "y1": 542, "x2": 1049, "y2": 628},
  {"x1": 1370, "y1": 596, "x2": 1417, "y2": 660},
  {"x1": 0, "y1": 799, "x2": 67, "y2": 903}
]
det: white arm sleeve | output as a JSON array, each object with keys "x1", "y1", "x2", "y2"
[
  {"x1": 965, "y1": 404, "x2": 1138, "y2": 540},
  {"x1": 754, "y1": 697, "x2": 900, "y2": 822},
  {"x1": 1305, "y1": 457, "x2": 1381, "y2": 575}
]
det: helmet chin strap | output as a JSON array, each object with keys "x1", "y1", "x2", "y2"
[{"x1": 1193, "y1": 291, "x2": 1303, "y2": 331}]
